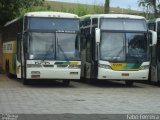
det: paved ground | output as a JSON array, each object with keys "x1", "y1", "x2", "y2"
[{"x1": 0, "y1": 74, "x2": 160, "y2": 119}]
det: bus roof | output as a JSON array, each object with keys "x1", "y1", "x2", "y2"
[
  {"x1": 4, "y1": 11, "x2": 79, "y2": 27},
  {"x1": 81, "y1": 14, "x2": 145, "y2": 20},
  {"x1": 24, "y1": 11, "x2": 78, "y2": 18}
]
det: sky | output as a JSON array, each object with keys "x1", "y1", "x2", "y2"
[{"x1": 47, "y1": 0, "x2": 142, "y2": 10}]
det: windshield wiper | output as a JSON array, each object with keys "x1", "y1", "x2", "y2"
[
  {"x1": 128, "y1": 55, "x2": 142, "y2": 63},
  {"x1": 57, "y1": 38, "x2": 69, "y2": 61},
  {"x1": 42, "y1": 45, "x2": 54, "y2": 60}
]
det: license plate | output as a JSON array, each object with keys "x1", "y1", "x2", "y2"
[
  {"x1": 31, "y1": 75, "x2": 40, "y2": 78},
  {"x1": 122, "y1": 73, "x2": 129, "y2": 76}
]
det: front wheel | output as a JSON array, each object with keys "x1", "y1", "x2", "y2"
[
  {"x1": 157, "y1": 81, "x2": 160, "y2": 86},
  {"x1": 63, "y1": 80, "x2": 70, "y2": 86},
  {"x1": 125, "y1": 81, "x2": 134, "y2": 86},
  {"x1": 5, "y1": 61, "x2": 10, "y2": 77},
  {"x1": 22, "y1": 78, "x2": 29, "y2": 85}
]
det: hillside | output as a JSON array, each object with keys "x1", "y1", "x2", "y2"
[{"x1": 44, "y1": 1, "x2": 142, "y2": 16}]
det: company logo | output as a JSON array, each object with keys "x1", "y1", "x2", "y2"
[
  {"x1": 112, "y1": 63, "x2": 123, "y2": 67},
  {"x1": 35, "y1": 61, "x2": 50, "y2": 65}
]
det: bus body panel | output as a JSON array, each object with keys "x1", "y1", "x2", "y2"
[
  {"x1": 98, "y1": 61, "x2": 149, "y2": 80},
  {"x1": 2, "y1": 41, "x2": 17, "y2": 74},
  {"x1": 148, "y1": 18, "x2": 160, "y2": 83},
  {"x1": 26, "y1": 60, "x2": 81, "y2": 79},
  {"x1": 98, "y1": 69, "x2": 149, "y2": 80},
  {"x1": 26, "y1": 68, "x2": 80, "y2": 79},
  {"x1": 80, "y1": 14, "x2": 150, "y2": 82},
  {"x1": 1, "y1": 12, "x2": 81, "y2": 84}
]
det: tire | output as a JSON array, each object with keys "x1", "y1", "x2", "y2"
[
  {"x1": 148, "y1": 67, "x2": 152, "y2": 84},
  {"x1": 125, "y1": 81, "x2": 134, "y2": 86},
  {"x1": 5, "y1": 61, "x2": 12, "y2": 78},
  {"x1": 5, "y1": 61, "x2": 9, "y2": 76},
  {"x1": 157, "y1": 81, "x2": 160, "y2": 86},
  {"x1": 63, "y1": 80, "x2": 70, "y2": 86},
  {"x1": 22, "y1": 78, "x2": 29, "y2": 85}
]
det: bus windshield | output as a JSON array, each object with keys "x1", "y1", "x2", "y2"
[
  {"x1": 28, "y1": 32, "x2": 56, "y2": 60},
  {"x1": 28, "y1": 32, "x2": 80, "y2": 60},
  {"x1": 100, "y1": 32, "x2": 148, "y2": 62},
  {"x1": 28, "y1": 17, "x2": 79, "y2": 31},
  {"x1": 56, "y1": 33, "x2": 80, "y2": 61}
]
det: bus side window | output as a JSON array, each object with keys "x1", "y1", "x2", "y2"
[
  {"x1": 148, "y1": 23, "x2": 156, "y2": 31},
  {"x1": 157, "y1": 22, "x2": 160, "y2": 61},
  {"x1": 157, "y1": 22, "x2": 160, "y2": 40},
  {"x1": 80, "y1": 30, "x2": 86, "y2": 50},
  {"x1": 157, "y1": 44, "x2": 160, "y2": 61}
]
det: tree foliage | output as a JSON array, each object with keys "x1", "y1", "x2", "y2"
[
  {"x1": 104, "y1": 0, "x2": 110, "y2": 13},
  {"x1": 138, "y1": 0, "x2": 160, "y2": 18},
  {"x1": 0, "y1": 0, "x2": 44, "y2": 27}
]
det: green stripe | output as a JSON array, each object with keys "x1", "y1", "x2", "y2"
[{"x1": 124, "y1": 63, "x2": 141, "y2": 69}]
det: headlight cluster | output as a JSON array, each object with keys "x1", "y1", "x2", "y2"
[
  {"x1": 68, "y1": 65, "x2": 81, "y2": 69},
  {"x1": 98, "y1": 64, "x2": 111, "y2": 69},
  {"x1": 140, "y1": 65, "x2": 150, "y2": 70},
  {"x1": 27, "y1": 64, "x2": 42, "y2": 68}
]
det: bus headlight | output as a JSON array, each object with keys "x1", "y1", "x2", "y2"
[
  {"x1": 140, "y1": 65, "x2": 149, "y2": 70},
  {"x1": 68, "y1": 65, "x2": 81, "y2": 69},
  {"x1": 99, "y1": 64, "x2": 111, "y2": 69}
]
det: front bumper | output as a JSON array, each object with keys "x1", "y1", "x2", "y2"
[{"x1": 98, "y1": 68, "x2": 149, "y2": 80}]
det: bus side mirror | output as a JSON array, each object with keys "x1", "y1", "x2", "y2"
[
  {"x1": 95, "y1": 28, "x2": 100, "y2": 43},
  {"x1": 149, "y1": 30, "x2": 157, "y2": 46}
]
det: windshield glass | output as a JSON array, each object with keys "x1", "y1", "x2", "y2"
[
  {"x1": 28, "y1": 32, "x2": 80, "y2": 60},
  {"x1": 126, "y1": 33, "x2": 148, "y2": 62},
  {"x1": 100, "y1": 33, "x2": 125, "y2": 61},
  {"x1": 29, "y1": 17, "x2": 79, "y2": 31},
  {"x1": 28, "y1": 32, "x2": 55, "y2": 60},
  {"x1": 100, "y1": 32, "x2": 148, "y2": 62},
  {"x1": 56, "y1": 33, "x2": 80, "y2": 61},
  {"x1": 100, "y1": 18, "x2": 147, "y2": 31}
]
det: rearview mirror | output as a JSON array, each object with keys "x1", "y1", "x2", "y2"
[
  {"x1": 95, "y1": 28, "x2": 100, "y2": 43},
  {"x1": 149, "y1": 30, "x2": 157, "y2": 46}
]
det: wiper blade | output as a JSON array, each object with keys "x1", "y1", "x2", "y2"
[
  {"x1": 57, "y1": 44, "x2": 69, "y2": 61},
  {"x1": 128, "y1": 55, "x2": 142, "y2": 63},
  {"x1": 42, "y1": 45, "x2": 53, "y2": 60}
]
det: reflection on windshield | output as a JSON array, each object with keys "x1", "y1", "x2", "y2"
[
  {"x1": 127, "y1": 33, "x2": 147, "y2": 62},
  {"x1": 57, "y1": 33, "x2": 80, "y2": 61},
  {"x1": 100, "y1": 33, "x2": 125, "y2": 61},
  {"x1": 100, "y1": 32, "x2": 148, "y2": 62},
  {"x1": 29, "y1": 32, "x2": 55, "y2": 60},
  {"x1": 28, "y1": 32, "x2": 80, "y2": 60}
]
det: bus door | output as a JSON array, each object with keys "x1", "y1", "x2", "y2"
[
  {"x1": 150, "y1": 35, "x2": 158, "y2": 82},
  {"x1": 16, "y1": 33, "x2": 22, "y2": 78}
]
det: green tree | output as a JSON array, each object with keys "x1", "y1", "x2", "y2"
[
  {"x1": 104, "y1": 0, "x2": 110, "y2": 13},
  {"x1": 0, "y1": 0, "x2": 44, "y2": 27},
  {"x1": 138, "y1": 0, "x2": 159, "y2": 18}
]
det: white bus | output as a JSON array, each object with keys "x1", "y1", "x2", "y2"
[
  {"x1": 1, "y1": 12, "x2": 81, "y2": 85},
  {"x1": 148, "y1": 18, "x2": 160, "y2": 84},
  {"x1": 80, "y1": 14, "x2": 157, "y2": 86}
]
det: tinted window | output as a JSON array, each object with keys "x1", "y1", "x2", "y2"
[
  {"x1": 29, "y1": 18, "x2": 79, "y2": 31},
  {"x1": 100, "y1": 18, "x2": 147, "y2": 31}
]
